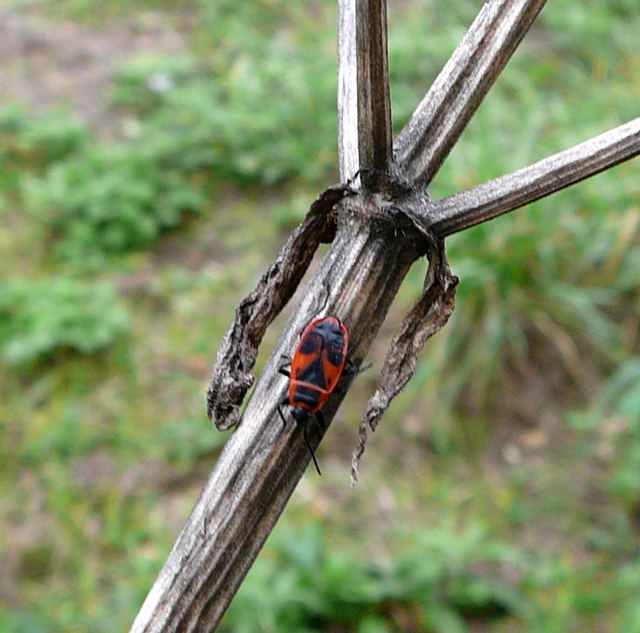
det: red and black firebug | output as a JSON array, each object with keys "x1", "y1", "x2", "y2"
[{"x1": 278, "y1": 315, "x2": 349, "y2": 474}]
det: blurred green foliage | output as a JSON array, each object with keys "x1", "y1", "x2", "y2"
[
  {"x1": 0, "y1": 105, "x2": 87, "y2": 169},
  {"x1": 25, "y1": 142, "x2": 207, "y2": 261},
  {"x1": 1, "y1": 0, "x2": 639, "y2": 632},
  {"x1": 221, "y1": 520, "x2": 525, "y2": 633},
  {"x1": 0, "y1": 277, "x2": 129, "y2": 365}
]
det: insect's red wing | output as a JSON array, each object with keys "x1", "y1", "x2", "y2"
[
  {"x1": 288, "y1": 317, "x2": 349, "y2": 413},
  {"x1": 291, "y1": 318, "x2": 326, "y2": 384},
  {"x1": 289, "y1": 318, "x2": 328, "y2": 411}
]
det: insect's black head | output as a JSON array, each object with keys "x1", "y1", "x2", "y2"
[{"x1": 291, "y1": 407, "x2": 310, "y2": 425}]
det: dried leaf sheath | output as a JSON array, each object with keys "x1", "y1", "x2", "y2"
[
  {"x1": 351, "y1": 239, "x2": 458, "y2": 483},
  {"x1": 207, "y1": 184, "x2": 350, "y2": 430}
]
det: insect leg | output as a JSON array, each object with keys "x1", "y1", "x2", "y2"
[
  {"x1": 278, "y1": 354, "x2": 292, "y2": 377},
  {"x1": 344, "y1": 360, "x2": 372, "y2": 378},
  {"x1": 277, "y1": 402, "x2": 289, "y2": 430},
  {"x1": 333, "y1": 361, "x2": 372, "y2": 398},
  {"x1": 263, "y1": 403, "x2": 291, "y2": 450}
]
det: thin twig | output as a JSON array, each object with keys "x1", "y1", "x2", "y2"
[
  {"x1": 338, "y1": 0, "x2": 393, "y2": 186},
  {"x1": 338, "y1": 0, "x2": 360, "y2": 181},
  {"x1": 427, "y1": 118, "x2": 640, "y2": 236},
  {"x1": 356, "y1": 0, "x2": 392, "y2": 186},
  {"x1": 394, "y1": 0, "x2": 547, "y2": 186}
]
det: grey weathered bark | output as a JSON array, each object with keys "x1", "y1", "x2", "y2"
[
  {"x1": 427, "y1": 118, "x2": 640, "y2": 236},
  {"x1": 394, "y1": 0, "x2": 547, "y2": 186},
  {"x1": 129, "y1": 0, "x2": 639, "y2": 631},
  {"x1": 338, "y1": 0, "x2": 359, "y2": 180},
  {"x1": 338, "y1": 0, "x2": 392, "y2": 187}
]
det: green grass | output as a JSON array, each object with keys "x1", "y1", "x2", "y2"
[
  {"x1": 1, "y1": 0, "x2": 640, "y2": 632},
  {"x1": 0, "y1": 277, "x2": 130, "y2": 366}
]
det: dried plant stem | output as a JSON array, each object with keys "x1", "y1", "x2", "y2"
[
  {"x1": 338, "y1": 0, "x2": 393, "y2": 185},
  {"x1": 395, "y1": 0, "x2": 548, "y2": 186},
  {"x1": 429, "y1": 118, "x2": 640, "y2": 236},
  {"x1": 131, "y1": 193, "x2": 430, "y2": 633}
]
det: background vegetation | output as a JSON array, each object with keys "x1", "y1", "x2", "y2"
[{"x1": 1, "y1": 0, "x2": 639, "y2": 631}]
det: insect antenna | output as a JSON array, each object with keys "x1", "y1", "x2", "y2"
[{"x1": 303, "y1": 423, "x2": 322, "y2": 476}]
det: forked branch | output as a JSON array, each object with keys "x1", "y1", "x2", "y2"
[{"x1": 129, "y1": 1, "x2": 640, "y2": 631}]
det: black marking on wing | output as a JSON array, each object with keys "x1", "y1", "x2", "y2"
[
  {"x1": 326, "y1": 346, "x2": 344, "y2": 366},
  {"x1": 322, "y1": 324, "x2": 346, "y2": 363},
  {"x1": 299, "y1": 332, "x2": 322, "y2": 355},
  {"x1": 295, "y1": 356, "x2": 327, "y2": 389},
  {"x1": 291, "y1": 384, "x2": 322, "y2": 410}
]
